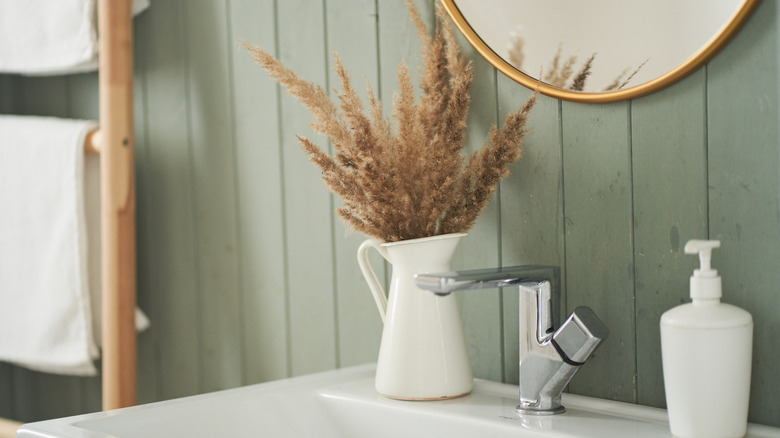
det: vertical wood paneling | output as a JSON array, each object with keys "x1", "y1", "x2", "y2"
[
  {"x1": 449, "y1": 26, "x2": 503, "y2": 382},
  {"x1": 129, "y1": 13, "x2": 162, "y2": 405},
  {"x1": 10, "y1": 370, "x2": 39, "y2": 423},
  {"x1": 377, "y1": 0, "x2": 434, "y2": 107},
  {"x1": 15, "y1": 76, "x2": 69, "y2": 116},
  {"x1": 561, "y1": 101, "x2": 636, "y2": 402},
  {"x1": 499, "y1": 83, "x2": 565, "y2": 385},
  {"x1": 631, "y1": 70, "x2": 708, "y2": 408},
  {"x1": 707, "y1": 2, "x2": 779, "y2": 425},
  {"x1": 129, "y1": 14, "x2": 160, "y2": 406},
  {"x1": 228, "y1": 0, "x2": 289, "y2": 385},
  {"x1": 0, "y1": 75, "x2": 16, "y2": 112},
  {"x1": 135, "y1": 0, "x2": 201, "y2": 400},
  {"x1": 3, "y1": 0, "x2": 780, "y2": 428},
  {"x1": 0, "y1": 363, "x2": 11, "y2": 419},
  {"x1": 277, "y1": 0, "x2": 337, "y2": 376},
  {"x1": 184, "y1": 0, "x2": 243, "y2": 392},
  {"x1": 325, "y1": 0, "x2": 385, "y2": 368}
]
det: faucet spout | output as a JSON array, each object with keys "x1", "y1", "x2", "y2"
[{"x1": 415, "y1": 266, "x2": 609, "y2": 415}]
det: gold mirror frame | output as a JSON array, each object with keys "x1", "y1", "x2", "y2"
[{"x1": 442, "y1": 0, "x2": 762, "y2": 103}]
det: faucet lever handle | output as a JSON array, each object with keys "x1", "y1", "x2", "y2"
[{"x1": 552, "y1": 306, "x2": 609, "y2": 365}]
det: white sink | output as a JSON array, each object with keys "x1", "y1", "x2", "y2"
[{"x1": 16, "y1": 364, "x2": 780, "y2": 438}]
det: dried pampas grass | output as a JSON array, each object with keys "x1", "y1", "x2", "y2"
[{"x1": 243, "y1": 0, "x2": 536, "y2": 242}]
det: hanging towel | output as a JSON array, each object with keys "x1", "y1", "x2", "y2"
[
  {"x1": 0, "y1": 115, "x2": 100, "y2": 375},
  {"x1": 0, "y1": 0, "x2": 150, "y2": 76}
]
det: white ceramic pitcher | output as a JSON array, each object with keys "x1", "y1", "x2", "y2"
[{"x1": 357, "y1": 232, "x2": 473, "y2": 400}]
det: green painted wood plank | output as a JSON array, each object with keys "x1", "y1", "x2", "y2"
[
  {"x1": 10, "y1": 368, "x2": 39, "y2": 422},
  {"x1": 66, "y1": 73, "x2": 99, "y2": 119},
  {"x1": 9, "y1": 369, "x2": 87, "y2": 422},
  {"x1": 451, "y1": 43, "x2": 503, "y2": 382},
  {"x1": 184, "y1": 0, "x2": 243, "y2": 392},
  {"x1": 630, "y1": 69, "x2": 708, "y2": 408},
  {"x1": 377, "y1": 0, "x2": 434, "y2": 109},
  {"x1": 498, "y1": 80, "x2": 565, "y2": 385},
  {"x1": 135, "y1": 0, "x2": 201, "y2": 400},
  {"x1": 129, "y1": 15, "x2": 160, "y2": 405},
  {"x1": 707, "y1": 2, "x2": 780, "y2": 426},
  {"x1": 560, "y1": 101, "x2": 635, "y2": 403},
  {"x1": 0, "y1": 75, "x2": 16, "y2": 112},
  {"x1": 277, "y1": 0, "x2": 337, "y2": 376},
  {"x1": 14, "y1": 76, "x2": 69, "y2": 116},
  {"x1": 325, "y1": 0, "x2": 384, "y2": 368},
  {"x1": 228, "y1": 0, "x2": 289, "y2": 384},
  {"x1": 0, "y1": 363, "x2": 11, "y2": 420}
]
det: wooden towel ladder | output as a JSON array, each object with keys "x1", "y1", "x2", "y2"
[{"x1": 0, "y1": 0, "x2": 137, "y2": 435}]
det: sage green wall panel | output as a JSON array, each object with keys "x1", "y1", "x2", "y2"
[
  {"x1": 630, "y1": 69, "x2": 708, "y2": 408},
  {"x1": 324, "y1": 0, "x2": 385, "y2": 368},
  {"x1": 131, "y1": 19, "x2": 162, "y2": 406},
  {"x1": 0, "y1": 363, "x2": 11, "y2": 419},
  {"x1": 277, "y1": 0, "x2": 338, "y2": 377},
  {"x1": 66, "y1": 73, "x2": 99, "y2": 119},
  {"x1": 499, "y1": 82, "x2": 565, "y2": 385},
  {"x1": 133, "y1": 0, "x2": 202, "y2": 400},
  {"x1": 451, "y1": 38, "x2": 503, "y2": 383},
  {"x1": 707, "y1": 2, "x2": 779, "y2": 426},
  {"x1": 561, "y1": 102, "x2": 636, "y2": 402},
  {"x1": 0, "y1": 75, "x2": 16, "y2": 111},
  {"x1": 10, "y1": 370, "x2": 40, "y2": 423},
  {"x1": 184, "y1": 0, "x2": 243, "y2": 392},
  {"x1": 377, "y1": 0, "x2": 435, "y2": 107},
  {"x1": 228, "y1": 0, "x2": 290, "y2": 385},
  {"x1": 14, "y1": 76, "x2": 69, "y2": 116}
]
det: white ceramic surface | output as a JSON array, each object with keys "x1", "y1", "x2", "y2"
[
  {"x1": 16, "y1": 364, "x2": 780, "y2": 438},
  {"x1": 357, "y1": 233, "x2": 473, "y2": 400}
]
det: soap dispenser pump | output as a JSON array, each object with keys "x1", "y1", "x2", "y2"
[{"x1": 660, "y1": 240, "x2": 753, "y2": 438}]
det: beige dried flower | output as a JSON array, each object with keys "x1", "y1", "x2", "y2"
[{"x1": 243, "y1": 0, "x2": 536, "y2": 242}]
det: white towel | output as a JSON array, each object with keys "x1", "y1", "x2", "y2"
[
  {"x1": 0, "y1": 116, "x2": 100, "y2": 375},
  {"x1": 0, "y1": 0, "x2": 150, "y2": 76}
]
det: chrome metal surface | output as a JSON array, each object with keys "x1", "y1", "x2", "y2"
[{"x1": 415, "y1": 265, "x2": 609, "y2": 415}]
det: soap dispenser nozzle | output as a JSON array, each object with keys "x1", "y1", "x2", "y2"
[
  {"x1": 685, "y1": 239, "x2": 720, "y2": 272},
  {"x1": 684, "y1": 239, "x2": 721, "y2": 302}
]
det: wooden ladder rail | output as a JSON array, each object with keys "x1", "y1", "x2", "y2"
[{"x1": 96, "y1": 0, "x2": 137, "y2": 412}]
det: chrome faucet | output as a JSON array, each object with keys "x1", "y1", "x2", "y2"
[{"x1": 415, "y1": 265, "x2": 609, "y2": 415}]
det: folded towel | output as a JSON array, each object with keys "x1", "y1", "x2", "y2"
[
  {"x1": 0, "y1": 115, "x2": 146, "y2": 376},
  {"x1": 0, "y1": 0, "x2": 150, "y2": 76}
]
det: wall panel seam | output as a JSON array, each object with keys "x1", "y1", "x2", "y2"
[
  {"x1": 223, "y1": 0, "x2": 248, "y2": 385},
  {"x1": 179, "y1": 0, "x2": 205, "y2": 393},
  {"x1": 627, "y1": 99, "x2": 639, "y2": 404},
  {"x1": 321, "y1": 0, "x2": 342, "y2": 369}
]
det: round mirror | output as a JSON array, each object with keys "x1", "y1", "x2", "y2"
[{"x1": 444, "y1": 0, "x2": 761, "y2": 102}]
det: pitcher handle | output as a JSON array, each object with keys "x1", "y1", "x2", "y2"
[{"x1": 357, "y1": 238, "x2": 390, "y2": 324}]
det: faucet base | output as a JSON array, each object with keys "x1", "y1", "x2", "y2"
[{"x1": 516, "y1": 405, "x2": 566, "y2": 416}]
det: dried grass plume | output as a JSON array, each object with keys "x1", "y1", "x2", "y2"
[{"x1": 243, "y1": 0, "x2": 536, "y2": 242}]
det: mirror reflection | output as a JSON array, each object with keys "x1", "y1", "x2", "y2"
[{"x1": 451, "y1": 0, "x2": 754, "y2": 97}]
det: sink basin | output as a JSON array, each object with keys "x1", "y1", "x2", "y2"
[{"x1": 16, "y1": 364, "x2": 780, "y2": 438}]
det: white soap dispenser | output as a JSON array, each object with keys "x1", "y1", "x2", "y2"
[{"x1": 660, "y1": 240, "x2": 753, "y2": 438}]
